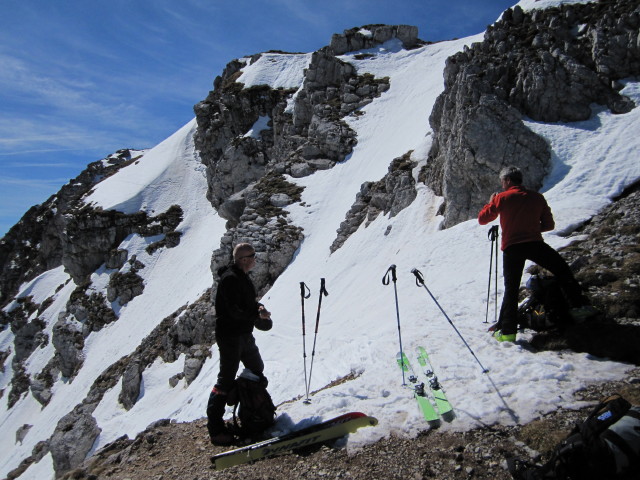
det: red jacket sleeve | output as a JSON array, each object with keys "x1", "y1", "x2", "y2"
[
  {"x1": 540, "y1": 199, "x2": 555, "y2": 232},
  {"x1": 478, "y1": 200, "x2": 498, "y2": 225}
]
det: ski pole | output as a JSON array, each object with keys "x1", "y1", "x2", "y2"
[
  {"x1": 300, "y1": 281, "x2": 311, "y2": 404},
  {"x1": 306, "y1": 278, "x2": 329, "y2": 402},
  {"x1": 382, "y1": 264, "x2": 406, "y2": 385},
  {"x1": 411, "y1": 268, "x2": 489, "y2": 373},
  {"x1": 484, "y1": 225, "x2": 499, "y2": 324}
]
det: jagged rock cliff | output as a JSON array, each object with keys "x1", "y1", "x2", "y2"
[
  {"x1": 193, "y1": 24, "x2": 415, "y2": 293},
  {"x1": 424, "y1": 1, "x2": 640, "y2": 228}
]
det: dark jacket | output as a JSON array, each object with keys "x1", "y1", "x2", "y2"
[
  {"x1": 478, "y1": 185, "x2": 555, "y2": 250},
  {"x1": 214, "y1": 263, "x2": 272, "y2": 338}
]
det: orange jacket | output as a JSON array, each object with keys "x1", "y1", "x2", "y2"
[{"x1": 478, "y1": 185, "x2": 555, "y2": 250}]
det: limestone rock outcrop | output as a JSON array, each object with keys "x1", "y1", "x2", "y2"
[
  {"x1": 425, "y1": 1, "x2": 640, "y2": 228},
  {"x1": 332, "y1": 152, "x2": 418, "y2": 252}
]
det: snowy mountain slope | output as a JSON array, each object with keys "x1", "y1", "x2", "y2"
[
  {"x1": 1, "y1": 122, "x2": 227, "y2": 478},
  {"x1": 2, "y1": 1, "x2": 640, "y2": 479}
]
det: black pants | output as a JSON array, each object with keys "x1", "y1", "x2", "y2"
[
  {"x1": 215, "y1": 333, "x2": 264, "y2": 392},
  {"x1": 206, "y1": 334, "x2": 264, "y2": 436},
  {"x1": 499, "y1": 241, "x2": 584, "y2": 335}
]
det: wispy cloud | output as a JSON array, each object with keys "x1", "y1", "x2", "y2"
[
  {"x1": 1, "y1": 159, "x2": 78, "y2": 166},
  {"x1": 0, "y1": 176, "x2": 71, "y2": 188}
]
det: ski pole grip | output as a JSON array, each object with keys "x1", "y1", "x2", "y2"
[
  {"x1": 488, "y1": 225, "x2": 499, "y2": 241},
  {"x1": 300, "y1": 282, "x2": 311, "y2": 299},
  {"x1": 320, "y1": 278, "x2": 328, "y2": 297},
  {"x1": 382, "y1": 264, "x2": 397, "y2": 285},
  {"x1": 411, "y1": 268, "x2": 425, "y2": 286}
]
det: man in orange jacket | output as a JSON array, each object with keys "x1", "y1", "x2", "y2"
[{"x1": 478, "y1": 166, "x2": 594, "y2": 342}]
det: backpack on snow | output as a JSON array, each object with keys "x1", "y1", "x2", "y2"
[
  {"x1": 518, "y1": 275, "x2": 571, "y2": 331},
  {"x1": 226, "y1": 369, "x2": 276, "y2": 437},
  {"x1": 509, "y1": 394, "x2": 640, "y2": 479}
]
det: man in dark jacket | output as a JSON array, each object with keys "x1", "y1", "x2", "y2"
[
  {"x1": 478, "y1": 166, "x2": 595, "y2": 342},
  {"x1": 207, "y1": 243, "x2": 273, "y2": 445}
]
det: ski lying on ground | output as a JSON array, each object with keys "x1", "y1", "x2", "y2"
[
  {"x1": 396, "y1": 352, "x2": 440, "y2": 424},
  {"x1": 416, "y1": 346, "x2": 455, "y2": 422},
  {"x1": 211, "y1": 412, "x2": 378, "y2": 470}
]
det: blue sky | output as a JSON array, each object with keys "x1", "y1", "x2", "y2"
[{"x1": 0, "y1": 0, "x2": 516, "y2": 237}]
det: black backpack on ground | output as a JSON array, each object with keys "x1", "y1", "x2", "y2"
[
  {"x1": 518, "y1": 275, "x2": 572, "y2": 331},
  {"x1": 509, "y1": 394, "x2": 640, "y2": 479},
  {"x1": 226, "y1": 369, "x2": 276, "y2": 438}
]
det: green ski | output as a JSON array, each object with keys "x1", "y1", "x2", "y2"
[
  {"x1": 417, "y1": 346, "x2": 455, "y2": 421},
  {"x1": 396, "y1": 352, "x2": 439, "y2": 424}
]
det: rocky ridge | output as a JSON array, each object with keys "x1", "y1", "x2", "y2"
[{"x1": 194, "y1": 25, "x2": 413, "y2": 295}]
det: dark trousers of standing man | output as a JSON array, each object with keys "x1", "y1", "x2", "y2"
[
  {"x1": 206, "y1": 334, "x2": 265, "y2": 439},
  {"x1": 498, "y1": 241, "x2": 585, "y2": 335}
]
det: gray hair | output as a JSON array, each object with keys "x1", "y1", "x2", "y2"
[
  {"x1": 499, "y1": 166, "x2": 523, "y2": 185},
  {"x1": 233, "y1": 243, "x2": 255, "y2": 262}
]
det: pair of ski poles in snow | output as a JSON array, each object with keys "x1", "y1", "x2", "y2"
[
  {"x1": 383, "y1": 264, "x2": 489, "y2": 379},
  {"x1": 299, "y1": 278, "x2": 329, "y2": 404}
]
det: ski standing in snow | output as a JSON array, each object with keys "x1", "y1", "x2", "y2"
[{"x1": 384, "y1": 265, "x2": 455, "y2": 425}]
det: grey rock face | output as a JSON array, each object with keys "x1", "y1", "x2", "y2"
[
  {"x1": 0, "y1": 149, "x2": 142, "y2": 308},
  {"x1": 329, "y1": 24, "x2": 420, "y2": 54},
  {"x1": 194, "y1": 32, "x2": 394, "y2": 222},
  {"x1": 425, "y1": 1, "x2": 640, "y2": 228},
  {"x1": 107, "y1": 270, "x2": 145, "y2": 305},
  {"x1": 16, "y1": 424, "x2": 32, "y2": 444},
  {"x1": 426, "y1": 92, "x2": 549, "y2": 228},
  {"x1": 194, "y1": 27, "x2": 402, "y2": 298},
  {"x1": 49, "y1": 407, "x2": 101, "y2": 477},
  {"x1": 52, "y1": 315, "x2": 85, "y2": 379},
  {"x1": 332, "y1": 152, "x2": 418, "y2": 252},
  {"x1": 30, "y1": 374, "x2": 54, "y2": 407},
  {"x1": 118, "y1": 360, "x2": 142, "y2": 410},
  {"x1": 210, "y1": 214, "x2": 304, "y2": 299},
  {"x1": 105, "y1": 249, "x2": 128, "y2": 270},
  {"x1": 183, "y1": 345, "x2": 210, "y2": 385},
  {"x1": 60, "y1": 205, "x2": 183, "y2": 285}
]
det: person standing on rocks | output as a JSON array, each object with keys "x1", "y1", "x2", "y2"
[
  {"x1": 207, "y1": 243, "x2": 273, "y2": 445},
  {"x1": 478, "y1": 166, "x2": 597, "y2": 342}
]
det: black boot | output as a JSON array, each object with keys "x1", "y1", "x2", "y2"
[{"x1": 206, "y1": 389, "x2": 233, "y2": 446}]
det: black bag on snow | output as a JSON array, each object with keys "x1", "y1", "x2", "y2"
[
  {"x1": 226, "y1": 369, "x2": 276, "y2": 437},
  {"x1": 509, "y1": 394, "x2": 640, "y2": 479},
  {"x1": 518, "y1": 275, "x2": 571, "y2": 331}
]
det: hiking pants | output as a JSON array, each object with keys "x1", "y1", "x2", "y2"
[
  {"x1": 499, "y1": 241, "x2": 584, "y2": 335},
  {"x1": 215, "y1": 333, "x2": 264, "y2": 393}
]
